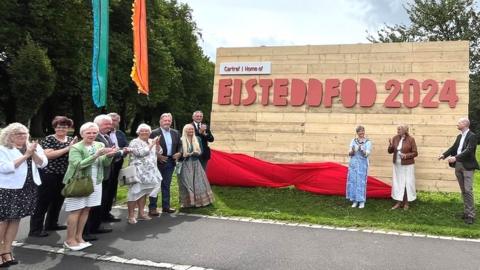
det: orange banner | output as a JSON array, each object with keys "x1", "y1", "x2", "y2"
[{"x1": 131, "y1": 0, "x2": 149, "y2": 95}]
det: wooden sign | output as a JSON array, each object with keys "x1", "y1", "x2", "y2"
[{"x1": 210, "y1": 41, "x2": 469, "y2": 192}]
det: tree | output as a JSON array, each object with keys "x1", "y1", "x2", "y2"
[
  {"x1": 367, "y1": 0, "x2": 480, "y2": 133},
  {"x1": 0, "y1": 0, "x2": 214, "y2": 136},
  {"x1": 7, "y1": 35, "x2": 56, "y2": 131}
]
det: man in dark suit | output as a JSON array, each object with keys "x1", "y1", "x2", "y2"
[
  {"x1": 439, "y1": 118, "x2": 479, "y2": 224},
  {"x1": 149, "y1": 113, "x2": 182, "y2": 215},
  {"x1": 192, "y1": 110, "x2": 214, "y2": 170},
  {"x1": 105, "y1": 112, "x2": 129, "y2": 222},
  {"x1": 84, "y1": 115, "x2": 122, "y2": 241}
]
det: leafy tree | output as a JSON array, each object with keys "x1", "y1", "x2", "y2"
[
  {"x1": 8, "y1": 35, "x2": 56, "y2": 129},
  {"x1": 367, "y1": 0, "x2": 480, "y2": 133},
  {"x1": 1, "y1": 0, "x2": 214, "y2": 137}
]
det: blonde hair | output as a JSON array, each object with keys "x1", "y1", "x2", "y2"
[
  {"x1": 0, "y1": 122, "x2": 29, "y2": 149},
  {"x1": 181, "y1": 124, "x2": 201, "y2": 157}
]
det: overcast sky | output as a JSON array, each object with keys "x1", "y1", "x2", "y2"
[{"x1": 178, "y1": 0, "x2": 412, "y2": 61}]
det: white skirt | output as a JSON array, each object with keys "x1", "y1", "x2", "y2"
[
  {"x1": 127, "y1": 182, "x2": 159, "y2": 202},
  {"x1": 64, "y1": 181, "x2": 102, "y2": 212},
  {"x1": 391, "y1": 160, "x2": 416, "y2": 201}
]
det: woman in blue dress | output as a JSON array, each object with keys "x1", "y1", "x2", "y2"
[{"x1": 346, "y1": 125, "x2": 372, "y2": 208}]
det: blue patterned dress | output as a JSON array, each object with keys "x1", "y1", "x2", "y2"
[{"x1": 346, "y1": 138, "x2": 372, "y2": 203}]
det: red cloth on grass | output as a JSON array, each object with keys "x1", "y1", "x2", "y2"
[{"x1": 206, "y1": 149, "x2": 391, "y2": 198}]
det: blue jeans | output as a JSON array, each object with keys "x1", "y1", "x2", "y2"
[{"x1": 149, "y1": 159, "x2": 175, "y2": 210}]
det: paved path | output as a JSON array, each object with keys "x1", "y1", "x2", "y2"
[{"x1": 11, "y1": 208, "x2": 480, "y2": 270}]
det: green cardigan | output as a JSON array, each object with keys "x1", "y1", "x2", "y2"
[{"x1": 63, "y1": 141, "x2": 113, "y2": 184}]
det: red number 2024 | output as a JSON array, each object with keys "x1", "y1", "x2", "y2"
[{"x1": 384, "y1": 79, "x2": 458, "y2": 108}]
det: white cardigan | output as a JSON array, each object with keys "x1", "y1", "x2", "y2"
[{"x1": 0, "y1": 145, "x2": 48, "y2": 189}]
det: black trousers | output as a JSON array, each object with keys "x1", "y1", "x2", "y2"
[
  {"x1": 103, "y1": 159, "x2": 122, "y2": 217},
  {"x1": 29, "y1": 172, "x2": 65, "y2": 234},
  {"x1": 84, "y1": 159, "x2": 122, "y2": 234},
  {"x1": 84, "y1": 177, "x2": 110, "y2": 234}
]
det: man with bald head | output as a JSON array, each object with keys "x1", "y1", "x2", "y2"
[{"x1": 439, "y1": 118, "x2": 479, "y2": 224}]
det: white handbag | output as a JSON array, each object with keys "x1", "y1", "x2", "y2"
[{"x1": 118, "y1": 157, "x2": 140, "y2": 186}]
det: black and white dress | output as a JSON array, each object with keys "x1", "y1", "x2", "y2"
[{"x1": 0, "y1": 148, "x2": 38, "y2": 221}]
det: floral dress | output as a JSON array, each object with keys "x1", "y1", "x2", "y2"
[
  {"x1": 346, "y1": 138, "x2": 372, "y2": 203},
  {"x1": 128, "y1": 138, "x2": 162, "y2": 202}
]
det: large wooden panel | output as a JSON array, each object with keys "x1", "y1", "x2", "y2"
[{"x1": 210, "y1": 41, "x2": 469, "y2": 192}]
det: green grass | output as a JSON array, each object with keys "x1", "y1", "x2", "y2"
[{"x1": 116, "y1": 151, "x2": 480, "y2": 239}]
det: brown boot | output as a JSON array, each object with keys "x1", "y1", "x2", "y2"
[{"x1": 148, "y1": 208, "x2": 160, "y2": 217}]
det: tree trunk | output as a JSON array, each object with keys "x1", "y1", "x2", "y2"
[
  {"x1": 130, "y1": 110, "x2": 143, "y2": 137},
  {"x1": 71, "y1": 94, "x2": 85, "y2": 136},
  {"x1": 29, "y1": 107, "x2": 45, "y2": 137},
  {"x1": 4, "y1": 93, "x2": 16, "y2": 124}
]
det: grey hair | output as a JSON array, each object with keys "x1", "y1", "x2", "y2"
[
  {"x1": 107, "y1": 112, "x2": 120, "y2": 120},
  {"x1": 355, "y1": 125, "x2": 365, "y2": 133},
  {"x1": 397, "y1": 124, "x2": 409, "y2": 135},
  {"x1": 0, "y1": 122, "x2": 29, "y2": 149},
  {"x1": 79, "y1": 122, "x2": 99, "y2": 136},
  {"x1": 136, "y1": 123, "x2": 152, "y2": 134},
  {"x1": 192, "y1": 110, "x2": 203, "y2": 117},
  {"x1": 160, "y1": 113, "x2": 172, "y2": 120},
  {"x1": 459, "y1": 117, "x2": 470, "y2": 127},
  {"x1": 94, "y1": 114, "x2": 112, "y2": 125}
]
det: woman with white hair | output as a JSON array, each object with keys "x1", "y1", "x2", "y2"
[
  {"x1": 62, "y1": 122, "x2": 117, "y2": 251},
  {"x1": 177, "y1": 124, "x2": 214, "y2": 208},
  {"x1": 126, "y1": 124, "x2": 162, "y2": 224},
  {"x1": 388, "y1": 124, "x2": 418, "y2": 210},
  {"x1": 0, "y1": 122, "x2": 48, "y2": 267}
]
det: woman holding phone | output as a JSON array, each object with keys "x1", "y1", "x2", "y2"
[{"x1": 126, "y1": 124, "x2": 162, "y2": 224}]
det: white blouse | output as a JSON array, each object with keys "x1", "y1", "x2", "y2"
[{"x1": 0, "y1": 145, "x2": 48, "y2": 189}]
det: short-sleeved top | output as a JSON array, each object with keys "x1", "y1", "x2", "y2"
[{"x1": 40, "y1": 135, "x2": 73, "y2": 175}]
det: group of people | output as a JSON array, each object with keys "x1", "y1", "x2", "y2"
[
  {"x1": 0, "y1": 112, "x2": 478, "y2": 267},
  {"x1": 0, "y1": 111, "x2": 215, "y2": 265},
  {"x1": 346, "y1": 118, "x2": 478, "y2": 225}
]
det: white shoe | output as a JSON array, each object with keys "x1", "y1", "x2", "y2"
[
  {"x1": 351, "y1": 202, "x2": 358, "y2": 208},
  {"x1": 79, "y1": 242, "x2": 92, "y2": 248},
  {"x1": 63, "y1": 241, "x2": 86, "y2": 251},
  {"x1": 358, "y1": 202, "x2": 365, "y2": 209}
]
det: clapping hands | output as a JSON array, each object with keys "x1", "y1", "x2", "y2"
[
  {"x1": 95, "y1": 146, "x2": 119, "y2": 158},
  {"x1": 26, "y1": 140, "x2": 38, "y2": 156}
]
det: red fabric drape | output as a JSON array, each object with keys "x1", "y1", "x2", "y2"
[{"x1": 206, "y1": 149, "x2": 391, "y2": 198}]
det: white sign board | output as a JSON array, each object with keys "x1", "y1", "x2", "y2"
[{"x1": 220, "y1": 62, "x2": 271, "y2": 75}]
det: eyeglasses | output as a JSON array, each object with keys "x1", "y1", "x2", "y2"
[
  {"x1": 55, "y1": 126, "x2": 69, "y2": 129},
  {"x1": 14, "y1": 132, "x2": 28, "y2": 136}
]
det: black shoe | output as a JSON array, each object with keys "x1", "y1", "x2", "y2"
[
  {"x1": 162, "y1": 208, "x2": 176, "y2": 213},
  {"x1": 0, "y1": 252, "x2": 18, "y2": 266},
  {"x1": 92, "y1": 227, "x2": 113, "y2": 234},
  {"x1": 464, "y1": 217, "x2": 475, "y2": 225},
  {"x1": 28, "y1": 231, "x2": 49, "y2": 237},
  {"x1": 82, "y1": 234, "x2": 98, "y2": 241},
  {"x1": 45, "y1": 225, "x2": 67, "y2": 231},
  {"x1": 102, "y1": 216, "x2": 122, "y2": 223}
]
